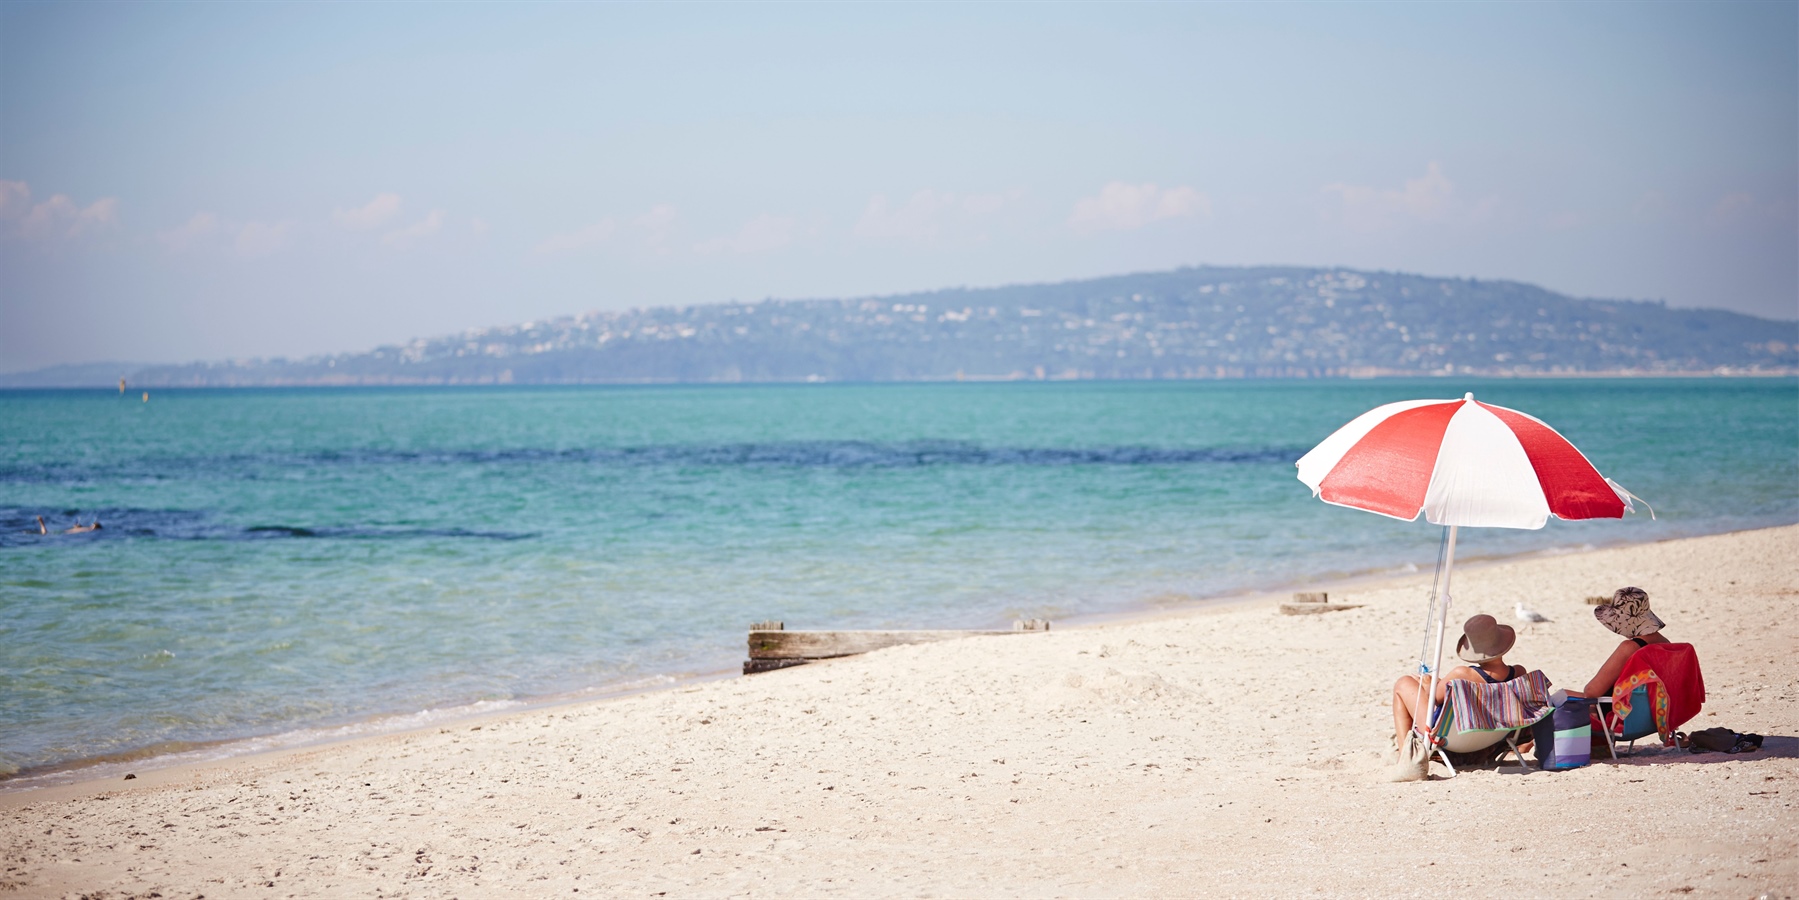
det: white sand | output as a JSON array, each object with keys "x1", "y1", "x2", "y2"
[{"x1": 4, "y1": 525, "x2": 1795, "y2": 898}]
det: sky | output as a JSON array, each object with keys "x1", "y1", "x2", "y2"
[{"x1": 2, "y1": 2, "x2": 1795, "y2": 373}]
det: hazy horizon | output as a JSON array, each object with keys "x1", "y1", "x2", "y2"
[{"x1": 4, "y1": 2, "x2": 1795, "y2": 373}]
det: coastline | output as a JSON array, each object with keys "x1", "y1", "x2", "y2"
[
  {"x1": 4, "y1": 524, "x2": 1794, "y2": 896},
  {"x1": 3, "y1": 518, "x2": 1787, "y2": 797}
]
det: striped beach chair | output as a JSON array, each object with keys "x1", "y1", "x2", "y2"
[{"x1": 1430, "y1": 670, "x2": 1555, "y2": 777}]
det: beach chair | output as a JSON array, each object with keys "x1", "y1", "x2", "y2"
[
  {"x1": 1428, "y1": 670, "x2": 1554, "y2": 778},
  {"x1": 1595, "y1": 685, "x2": 1656, "y2": 757},
  {"x1": 1595, "y1": 642, "x2": 1704, "y2": 759}
]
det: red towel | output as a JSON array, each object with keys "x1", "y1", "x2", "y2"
[{"x1": 1613, "y1": 642, "x2": 1705, "y2": 739}]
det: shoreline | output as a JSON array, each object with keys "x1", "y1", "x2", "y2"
[
  {"x1": 4, "y1": 518, "x2": 1784, "y2": 801},
  {"x1": 3, "y1": 524, "x2": 1793, "y2": 896}
]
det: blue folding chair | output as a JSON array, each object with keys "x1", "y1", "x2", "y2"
[{"x1": 1596, "y1": 684, "x2": 1656, "y2": 758}]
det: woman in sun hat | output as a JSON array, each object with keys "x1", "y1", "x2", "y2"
[
  {"x1": 1570, "y1": 586, "x2": 1671, "y2": 699},
  {"x1": 1389, "y1": 614, "x2": 1528, "y2": 752}
]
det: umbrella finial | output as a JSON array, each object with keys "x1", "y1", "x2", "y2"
[{"x1": 1464, "y1": 392, "x2": 1474, "y2": 401}]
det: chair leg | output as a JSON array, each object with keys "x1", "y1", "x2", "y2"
[
  {"x1": 1433, "y1": 748, "x2": 1456, "y2": 779},
  {"x1": 1503, "y1": 735, "x2": 1529, "y2": 773},
  {"x1": 1600, "y1": 709, "x2": 1619, "y2": 760}
]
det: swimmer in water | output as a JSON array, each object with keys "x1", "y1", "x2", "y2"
[{"x1": 63, "y1": 518, "x2": 102, "y2": 534}]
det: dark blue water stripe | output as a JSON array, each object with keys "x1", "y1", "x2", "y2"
[
  {"x1": 0, "y1": 508, "x2": 536, "y2": 548},
  {"x1": 0, "y1": 441, "x2": 1305, "y2": 485}
]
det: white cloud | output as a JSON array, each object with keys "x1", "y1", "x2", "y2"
[
  {"x1": 333, "y1": 193, "x2": 402, "y2": 230},
  {"x1": 383, "y1": 209, "x2": 446, "y2": 246},
  {"x1": 695, "y1": 214, "x2": 795, "y2": 255},
  {"x1": 536, "y1": 204, "x2": 679, "y2": 257},
  {"x1": 1067, "y1": 182, "x2": 1210, "y2": 234},
  {"x1": 1705, "y1": 191, "x2": 1758, "y2": 229},
  {"x1": 635, "y1": 204, "x2": 678, "y2": 250},
  {"x1": 1320, "y1": 162, "x2": 1470, "y2": 230},
  {"x1": 157, "y1": 212, "x2": 292, "y2": 257},
  {"x1": 854, "y1": 189, "x2": 1021, "y2": 242},
  {"x1": 0, "y1": 181, "x2": 30, "y2": 219},
  {"x1": 534, "y1": 219, "x2": 619, "y2": 256},
  {"x1": 159, "y1": 212, "x2": 221, "y2": 251},
  {"x1": 0, "y1": 181, "x2": 119, "y2": 240},
  {"x1": 234, "y1": 221, "x2": 291, "y2": 258}
]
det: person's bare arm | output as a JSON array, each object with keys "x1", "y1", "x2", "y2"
[
  {"x1": 1429, "y1": 666, "x2": 1479, "y2": 703},
  {"x1": 1570, "y1": 640, "x2": 1637, "y2": 698}
]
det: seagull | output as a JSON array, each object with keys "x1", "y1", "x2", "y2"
[{"x1": 1515, "y1": 601, "x2": 1552, "y2": 631}]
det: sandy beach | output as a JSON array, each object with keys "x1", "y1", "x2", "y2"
[{"x1": 3, "y1": 524, "x2": 1795, "y2": 898}]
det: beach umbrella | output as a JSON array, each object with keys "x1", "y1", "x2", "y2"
[{"x1": 1295, "y1": 392, "x2": 1645, "y2": 733}]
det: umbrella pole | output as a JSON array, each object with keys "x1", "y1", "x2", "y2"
[{"x1": 1420, "y1": 524, "x2": 1460, "y2": 739}]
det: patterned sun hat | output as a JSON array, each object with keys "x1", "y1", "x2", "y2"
[{"x1": 1593, "y1": 586, "x2": 1664, "y2": 638}]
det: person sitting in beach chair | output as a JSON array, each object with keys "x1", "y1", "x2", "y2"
[
  {"x1": 1573, "y1": 587, "x2": 1673, "y2": 699},
  {"x1": 1390, "y1": 614, "x2": 1530, "y2": 754},
  {"x1": 1568, "y1": 587, "x2": 1704, "y2": 756},
  {"x1": 1428, "y1": 667, "x2": 1554, "y2": 776}
]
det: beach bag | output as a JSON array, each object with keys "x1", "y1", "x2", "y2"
[
  {"x1": 1685, "y1": 727, "x2": 1764, "y2": 754},
  {"x1": 1533, "y1": 697, "x2": 1592, "y2": 770},
  {"x1": 1386, "y1": 731, "x2": 1431, "y2": 783}
]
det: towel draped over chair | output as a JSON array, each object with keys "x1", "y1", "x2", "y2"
[
  {"x1": 1440, "y1": 669, "x2": 1555, "y2": 733},
  {"x1": 1608, "y1": 642, "x2": 1704, "y2": 742}
]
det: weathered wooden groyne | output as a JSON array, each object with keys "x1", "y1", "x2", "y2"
[{"x1": 743, "y1": 619, "x2": 1051, "y2": 674}]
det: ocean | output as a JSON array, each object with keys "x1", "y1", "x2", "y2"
[{"x1": 2, "y1": 378, "x2": 1794, "y2": 785}]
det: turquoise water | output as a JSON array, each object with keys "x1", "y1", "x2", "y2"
[{"x1": 2, "y1": 379, "x2": 1795, "y2": 781}]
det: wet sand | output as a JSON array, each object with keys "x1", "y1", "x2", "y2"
[{"x1": 4, "y1": 525, "x2": 1795, "y2": 898}]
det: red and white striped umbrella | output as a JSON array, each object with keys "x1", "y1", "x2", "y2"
[
  {"x1": 1296, "y1": 392, "x2": 1637, "y2": 530},
  {"x1": 1297, "y1": 393, "x2": 1644, "y2": 767}
]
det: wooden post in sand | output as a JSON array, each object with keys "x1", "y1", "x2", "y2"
[
  {"x1": 1278, "y1": 592, "x2": 1363, "y2": 615},
  {"x1": 742, "y1": 619, "x2": 1050, "y2": 674}
]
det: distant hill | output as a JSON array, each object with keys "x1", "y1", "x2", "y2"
[
  {"x1": 8, "y1": 266, "x2": 1796, "y2": 387},
  {"x1": 0, "y1": 361, "x2": 151, "y2": 388}
]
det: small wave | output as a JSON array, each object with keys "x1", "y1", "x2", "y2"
[
  {"x1": 0, "y1": 698, "x2": 532, "y2": 792},
  {"x1": 1534, "y1": 542, "x2": 1601, "y2": 557}
]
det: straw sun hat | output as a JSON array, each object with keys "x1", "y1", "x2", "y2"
[
  {"x1": 1594, "y1": 586, "x2": 1664, "y2": 638},
  {"x1": 1455, "y1": 614, "x2": 1516, "y2": 664}
]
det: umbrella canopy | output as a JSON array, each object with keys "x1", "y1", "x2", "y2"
[{"x1": 1296, "y1": 392, "x2": 1633, "y2": 530}]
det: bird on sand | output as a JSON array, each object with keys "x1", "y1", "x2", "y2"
[{"x1": 1515, "y1": 601, "x2": 1552, "y2": 631}]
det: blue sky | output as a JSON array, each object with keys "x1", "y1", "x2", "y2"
[{"x1": 2, "y1": 1, "x2": 1794, "y2": 372}]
